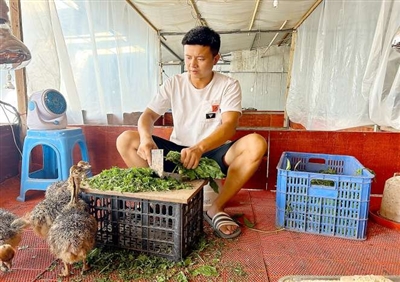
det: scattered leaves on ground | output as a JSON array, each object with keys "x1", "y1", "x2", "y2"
[{"x1": 53, "y1": 227, "x2": 249, "y2": 282}]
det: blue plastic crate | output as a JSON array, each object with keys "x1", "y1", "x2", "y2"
[{"x1": 276, "y1": 152, "x2": 375, "y2": 240}]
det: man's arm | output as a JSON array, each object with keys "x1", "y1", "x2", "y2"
[
  {"x1": 137, "y1": 108, "x2": 161, "y2": 165},
  {"x1": 181, "y1": 111, "x2": 240, "y2": 169}
]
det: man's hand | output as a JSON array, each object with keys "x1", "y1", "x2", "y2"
[
  {"x1": 180, "y1": 147, "x2": 204, "y2": 169},
  {"x1": 137, "y1": 137, "x2": 158, "y2": 166},
  {"x1": 179, "y1": 111, "x2": 239, "y2": 169}
]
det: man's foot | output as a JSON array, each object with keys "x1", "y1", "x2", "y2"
[{"x1": 203, "y1": 211, "x2": 241, "y2": 239}]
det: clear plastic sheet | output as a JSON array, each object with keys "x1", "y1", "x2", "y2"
[
  {"x1": 286, "y1": 0, "x2": 399, "y2": 130},
  {"x1": 22, "y1": 0, "x2": 159, "y2": 125},
  {"x1": 363, "y1": 1, "x2": 400, "y2": 130}
]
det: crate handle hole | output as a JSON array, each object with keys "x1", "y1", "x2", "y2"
[
  {"x1": 310, "y1": 178, "x2": 335, "y2": 187},
  {"x1": 308, "y1": 158, "x2": 326, "y2": 164}
]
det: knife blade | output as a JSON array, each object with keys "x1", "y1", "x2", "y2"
[{"x1": 151, "y1": 149, "x2": 164, "y2": 178}]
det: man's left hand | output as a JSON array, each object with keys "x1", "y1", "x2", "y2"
[{"x1": 180, "y1": 147, "x2": 203, "y2": 169}]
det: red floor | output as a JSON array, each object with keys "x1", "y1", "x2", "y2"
[{"x1": 1, "y1": 176, "x2": 400, "y2": 282}]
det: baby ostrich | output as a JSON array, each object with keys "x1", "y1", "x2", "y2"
[
  {"x1": 0, "y1": 209, "x2": 29, "y2": 272},
  {"x1": 45, "y1": 160, "x2": 92, "y2": 201},
  {"x1": 0, "y1": 244, "x2": 15, "y2": 271},
  {"x1": 47, "y1": 164, "x2": 98, "y2": 277},
  {"x1": 29, "y1": 161, "x2": 92, "y2": 239}
]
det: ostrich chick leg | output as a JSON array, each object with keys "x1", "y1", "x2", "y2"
[
  {"x1": 59, "y1": 262, "x2": 71, "y2": 277},
  {"x1": 0, "y1": 261, "x2": 9, "y2": 272},
  {"x1": 81, "y1": 259, "x2": 91, "y2": 273},
  {"x1": 4, "y1": 261, "x2": 11, "y2": 271}
]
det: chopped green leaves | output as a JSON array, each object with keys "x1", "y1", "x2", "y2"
[
  {"x1": 79, "y1": 233, "x2": 248, "y2": 281},
  {"x1": 165, "y1": 151, "x2": 225, "y2": 180},
  {"x1": 191, "y1": 265, "x2": 218, "y2": 277},
  {"x1": 165, "y1": 151, "x2": 225, "y2": 192},
  {"x1": 84, "y1": 167, "x2": 192, "y2": 193},
  {"x1": 84, "y1": 150, "x2": 225, "y2": 194}
]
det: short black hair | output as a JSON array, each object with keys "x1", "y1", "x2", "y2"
[{"x1": 181, "y1": 26, "x2": 220, "y2": 56}]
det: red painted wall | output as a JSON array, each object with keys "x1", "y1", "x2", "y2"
[
  {"x1": 78, "y1": 125, "x2": 400, "y2": 195},
  {"x1": 164, "y1": 111, "x2": 285, "y2": 128},
  {"x1": 267, "y1": 130, "x2": 399, "y2": 194}
]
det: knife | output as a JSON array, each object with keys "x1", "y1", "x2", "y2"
[{"x1": 151, "y1": 149, "x2": 164, "y2": 178}]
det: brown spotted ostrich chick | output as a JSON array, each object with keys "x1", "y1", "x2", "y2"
[
  {"x1": 29, "y1": 162, "x2": 91, "y2": 239},
  {"x1": 47, "y1": 164, "x2": 97, "y2": 277},
  {"x1": 0, "y1": 209, "x2": 29, "y2": 272},
  {"x1": 45, "y1": 161, "x2": 91, "y2": 201},
  {"x1": 0, "y1": 244, "x2": 15, "y2": 271}
]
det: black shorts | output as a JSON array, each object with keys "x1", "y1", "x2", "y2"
[{"x1": 152, "y1": 135, "x2": 236, "y2": 175}]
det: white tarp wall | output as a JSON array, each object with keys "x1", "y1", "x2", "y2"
[
  {"x1": 287, "y1": 0, "x2": 400, "y2": 130},
  {"x1": 21, "y1": 0, "x2": 159, "y2": 125},
  {"x1": 363, "y1": 1, "x2": 400, "y2": 130},
  {"x1": 18, "y1": 0, "x2": 400, "y2": 129}
]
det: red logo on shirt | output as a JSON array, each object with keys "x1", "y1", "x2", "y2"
[{"x1": 212, "y1": 104, "x2": 219, "y2": 112}]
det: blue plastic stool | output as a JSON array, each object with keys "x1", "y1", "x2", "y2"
[{"x1": 17, "y1": 128, "x2": 90, "y2": 202}]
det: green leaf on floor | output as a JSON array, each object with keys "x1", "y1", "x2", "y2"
[
  {"x1": 77, "y1": 233, "x2": 247, "y2": 281},
  {"x1": 244, "y1": 216, "x2": 255, "y2": 228},
  {"x1": 191, "y1": 265, "x2": 218, "y2": 277},
  {"x1": 231, "y1": 213, "x2": 255, "y2": 228},
  {"x1": 231, "y1": 213, "x2": 244, "y2": 221}
]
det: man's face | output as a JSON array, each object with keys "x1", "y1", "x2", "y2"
[{"x1": 184, "y1": 45, "x2": 220, "y2": 80}]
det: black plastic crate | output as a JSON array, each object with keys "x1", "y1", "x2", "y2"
[{"x1": 81, "y1": 180, "x2": 204, "y2": 261}]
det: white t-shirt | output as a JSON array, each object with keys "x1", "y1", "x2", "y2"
[{"x1": 148, "y1": 72, "x2": 242, "y2": 146}]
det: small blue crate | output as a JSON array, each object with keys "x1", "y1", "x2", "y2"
[{"x1": 276, "y1": 152, "x2": 375, "y2": 240}]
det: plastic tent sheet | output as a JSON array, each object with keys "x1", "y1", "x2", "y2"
[
  {"x1": 132, "y1": 0, "x2": 315, "y2": 62},
  {"x1": 363, "y1": 1, "x2": 400, "y2": 130},
  {"x1": 286, "y1": 0, "x2": 396, "y2": 130},
  {"x1": 22, "y1": 0, "x2": 159, "y2": 125}
]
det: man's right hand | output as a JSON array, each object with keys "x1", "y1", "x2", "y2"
[
  {"x1": 137, "y1": 108, "x2": 162, "y2": 166},
  {"x1": 137, "y1": 137, "x2": 158, "y2": 166}
]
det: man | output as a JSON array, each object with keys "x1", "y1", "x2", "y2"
[{"x1": 116, "y1": 26, "x2": 267, "y2": 239}]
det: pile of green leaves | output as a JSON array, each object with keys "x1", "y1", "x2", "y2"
[
  {"x1": 165, "y1": 151, "x2": 225, "y2": 192},
  {"x1": 84, "y1": 167, "x2": 192, "y2": 193},
  {"x1": 69, "y1": 234, "x2": 247, "y2": 282}
]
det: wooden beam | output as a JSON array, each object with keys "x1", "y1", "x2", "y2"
[
  {"x1": 277, "y1": 32, "x2": 290, "y2": 46},
  {"x1": 248, "y1": 0, "x2": 262, "y2": 30},
  {"x1": 248, "y1": 0, "x2": 262, "y2": 50},
  {"x1": 9, "y1": 0, "x2": 28, "y2": 140},
  {"x1": 260, "y1": 20, "x2": 288, "y2": 58},
  {"x1": 125, "y1": 1, "x2": 182, "y2": 74},
  {"x1": 294, "y1": 0, "x2": 323, "y2": 30},
  {"x1": 188, "y1": 0, "x2": 208, "y2": 27},
  {"x1": 125, "y1": 0, "x2": 160, "y2": 36},
  {"x1": 277, "y1": 0, "x2": 322, "y2": 54}
]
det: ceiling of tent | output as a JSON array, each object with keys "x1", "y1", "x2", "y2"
[{"x1": 127, "y1": 0, "x2": 322, "y2": 64}]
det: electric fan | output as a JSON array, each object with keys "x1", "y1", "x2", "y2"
[{"x1": 27, "y1": 89, "x2": 68, "y2": 130}]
